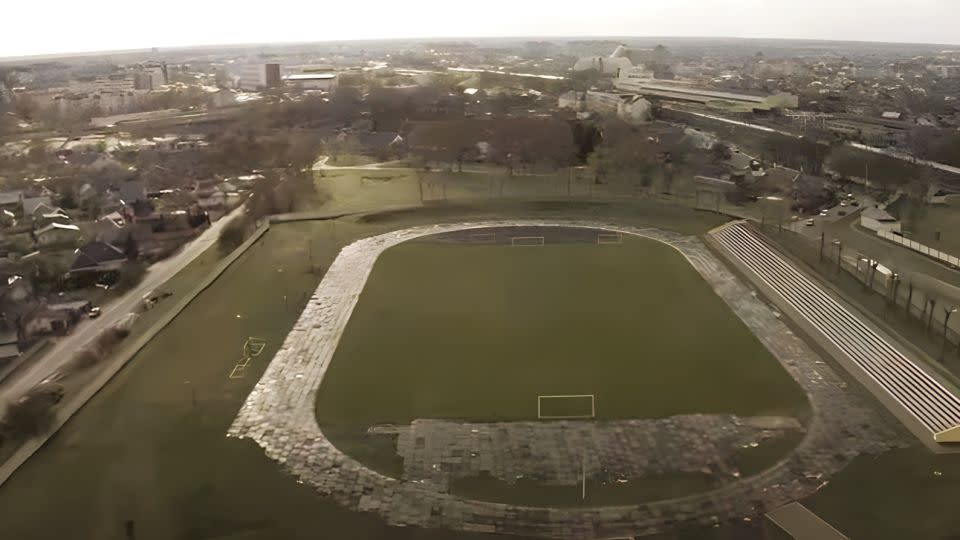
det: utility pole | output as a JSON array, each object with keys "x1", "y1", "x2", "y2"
[
  {"x1": 942, "y1": 307, "x2": 957, "y2": 359},
  {"x1": 831, "y1": 240, "x2": 842, "y2": 273},
  {"x1": 890, "y1": 273, "x2": 901, "y2": 306},
  {"x1": 868, "y1": 260, "x2": 880, "y2": 291},
  {"x1": 819, "y1": 232, "x2": 825, "y2": 262},
  {"x1": 906, "y1": 282, "x2": 914, "y2": 318}
]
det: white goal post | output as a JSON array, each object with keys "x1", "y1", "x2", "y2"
[
  {"x1": 537, "y1": 394, "x2": 596, "y2": 419},
  {"x1": 511, "y1": 236, "x2": 545, "y2": 246},
  {"x1": 597, "y1": 232, "x2": 622, "y2": 244},
  {"x1": 469, "y1": 232, "x2": 497, "y2": 243}
]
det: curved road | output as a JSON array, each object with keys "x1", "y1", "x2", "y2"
[{"x1": 0, "y1": 204, "x2": 245, "y2": 404}]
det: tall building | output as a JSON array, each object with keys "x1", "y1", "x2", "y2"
[
  {"x1": 134, "y1": 61, "x2": 168, "y2": 90},
  {"x1": 70, "y1": 74, "x2": 135, "y2": 94},
  {"x1": 235, "y1": 63, "x2": 281, "y2": 91}
]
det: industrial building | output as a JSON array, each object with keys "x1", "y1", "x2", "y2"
[
  {"x1": 283, "y1": 72, "x2": 339, "y2": 91},
  {"x1": 235, "y1": 63, "x2": 281, "y2": 91}
]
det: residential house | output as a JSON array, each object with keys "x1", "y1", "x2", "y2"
[
  {"x1": 861, "y1": 207, "x2": 902, "y2": 233},
  {"x1": 1, "y1": 275, "x2": 33, "y2": 304},
  {"x1": 32, "y1": 205, "x2": 70, "y2": 226},
  {"x1": 35, "y1": 222, "x2": 81, "y2": 246},
  {"x1": 23, "y1": 306, "x2": 75, "y2": 339},
  {"x1": 0, "y1": 190, "x2": 23, "y2": 212},
  {"x1": 0, "y1": 209, "x2": 15, "y2": 227},
  {"x1": 92, "y1": 211, "x2": 128, "y2": 243},
  {"x1": 22, "y1": 195, "x2": 52, "y2": 216},
  {"x1": 69, "y1": 241, "x2": 127, "y2": 275},
  {"x1": 119, "y1": 178, "x2": 147, "y2": 204}
]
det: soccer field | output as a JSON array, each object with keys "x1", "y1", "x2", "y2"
[
  {"x1": 3, "y1": 207, "x2": 960, "y2": 539},
  {"x1": 315, "y1": 231, "x2": 808, "y2": 429}
]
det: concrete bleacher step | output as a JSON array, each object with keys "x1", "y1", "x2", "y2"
[{"x1": 712, "y1": 223, "x2": 960, "y2": 442}]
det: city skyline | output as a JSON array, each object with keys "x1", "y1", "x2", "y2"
[{"x1": 4, "y1": 0, "x2": 960, "y2": 59}]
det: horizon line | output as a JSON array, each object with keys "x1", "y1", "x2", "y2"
[{"x1": 3, "y1": 33, "x2": 959, "y2": 64}]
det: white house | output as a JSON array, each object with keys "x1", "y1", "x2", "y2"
[
  {"x1": 35, "y1": 222, "x2": 81, "y2": 246},
  {"x1": 618, "y1": 95, "x2": 652, "y2": 125},
  {"x1": 573, "y1": 45, "x2": 634, "y2": 75},
  {"x1": 860, "y1": 207, "x2": 902, "y2": 233}
]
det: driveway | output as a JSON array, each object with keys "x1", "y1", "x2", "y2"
[{"x1": 0, "y1": 204, "x2": 246, "y2": 403}]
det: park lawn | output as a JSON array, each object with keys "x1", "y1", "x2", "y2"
[
  {"x1": 316, "y1": 235, "x2": 809, "y2": 427},
  {"x1": 314, "y1": 167, "x2": 423, "y2": 213}
]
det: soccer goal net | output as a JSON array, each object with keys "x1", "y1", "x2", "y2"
[
  {"x1": 597, "y1": 232, "x2": 622, "y2": 245},
  {"x1": 511, "y1": 236, "x2": 545, "y2": 246},
  {"x1": 537, "y1": 394, "x2": 596, "y2": 419},
  {"x1": 469, "y1": 232, "x2": 497, "y2": 243}
]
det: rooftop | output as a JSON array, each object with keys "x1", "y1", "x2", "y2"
[
  {"x1": 70, "y1": 241, "x2": 127, "y2": 272},
  {"x1": 284, "y1": 73, "x2": 337, "y2": 81},
  {"x1": 862, "y1": 207, "x2": 898, "y2": 222}
]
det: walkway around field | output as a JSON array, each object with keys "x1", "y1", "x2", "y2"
[
  {"x1": 712, "y1": 222, "x2": 960, "y2": 444},
  {"x1": 766, "y1": 502, "x2": 849, "y2": 540},
  {"x1": 229, "y1": 219, "x2": 902, "y2": 538}
]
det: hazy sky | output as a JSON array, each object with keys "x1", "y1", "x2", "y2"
[{"x1": 3, "y1": 0, "x2": 959, "y2": 58}]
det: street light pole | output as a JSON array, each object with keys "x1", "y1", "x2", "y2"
[
  {"x1": 868, "y1": 260, "x2": 880, "y2": 291},
  {"x1": 943, "y1": 307, "x2": 957, "y2": 359},
  {"x1": 906, "y1": 282, "x2": 914, "y2": 318},
  {"x1": 832, "y1": 239, "x2": 842, "y2": 273},
  {"x1": 890, "y1": 273, "x2": 900, "y2": 306}
]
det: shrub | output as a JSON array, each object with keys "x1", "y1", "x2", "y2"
[
  {"x1": 113, "y1": 261, "x2": 147, "y2": 294},
  {"x1": 1, "y1": 387, "x2": 62, "y2": 440},
  {"x1": 218, "y1": 215, "x2": 251, "y2": 251},
  {"x1": 70, "y1": 348, "x2": 104, "y2": 370}
]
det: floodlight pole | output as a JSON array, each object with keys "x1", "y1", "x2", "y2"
[{"x1": 942, "y1": 307, "x2": 957, "y2": 358}]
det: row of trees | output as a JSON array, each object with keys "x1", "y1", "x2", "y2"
[{"x1": 407, "y1": 117, "x2": 576, "y2": 173}]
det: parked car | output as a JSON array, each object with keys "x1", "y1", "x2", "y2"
[
  {"x1": 805, "y1": 218, "x2": 815, "y2": 226},
  {"x1": 819, "y1": 210, "x2": 829, "y2": 216},
  {"x1": 88, "y1": 307, "x2": 101, "y2": 318}
]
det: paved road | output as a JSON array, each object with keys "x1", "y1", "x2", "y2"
[
  {"x1": 824, "y1": 212, "x2": 960, "y2": 288},
  {"x1": 0, "y1": 204, "x2": 245, "y2": 403}
]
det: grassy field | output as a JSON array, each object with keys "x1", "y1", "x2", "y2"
[
  {"x1": 0, "y1": 203, "x2": 754, "y2": 540},
  {"x1": 8, "y1": 198, "x2": 958, "y2": 539},
  {"x1": 317, "y1": 236, "x2": 807, "y2": 428},
  {"x1": 316, "y1": 232, "x2": 809, "y2": 501},
  {"x1": 313, "y1": 164, "x2": 700, "y2": 217},
  {"x1": 0, "y1": 222, "x2": 523, "y2": 540}
]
